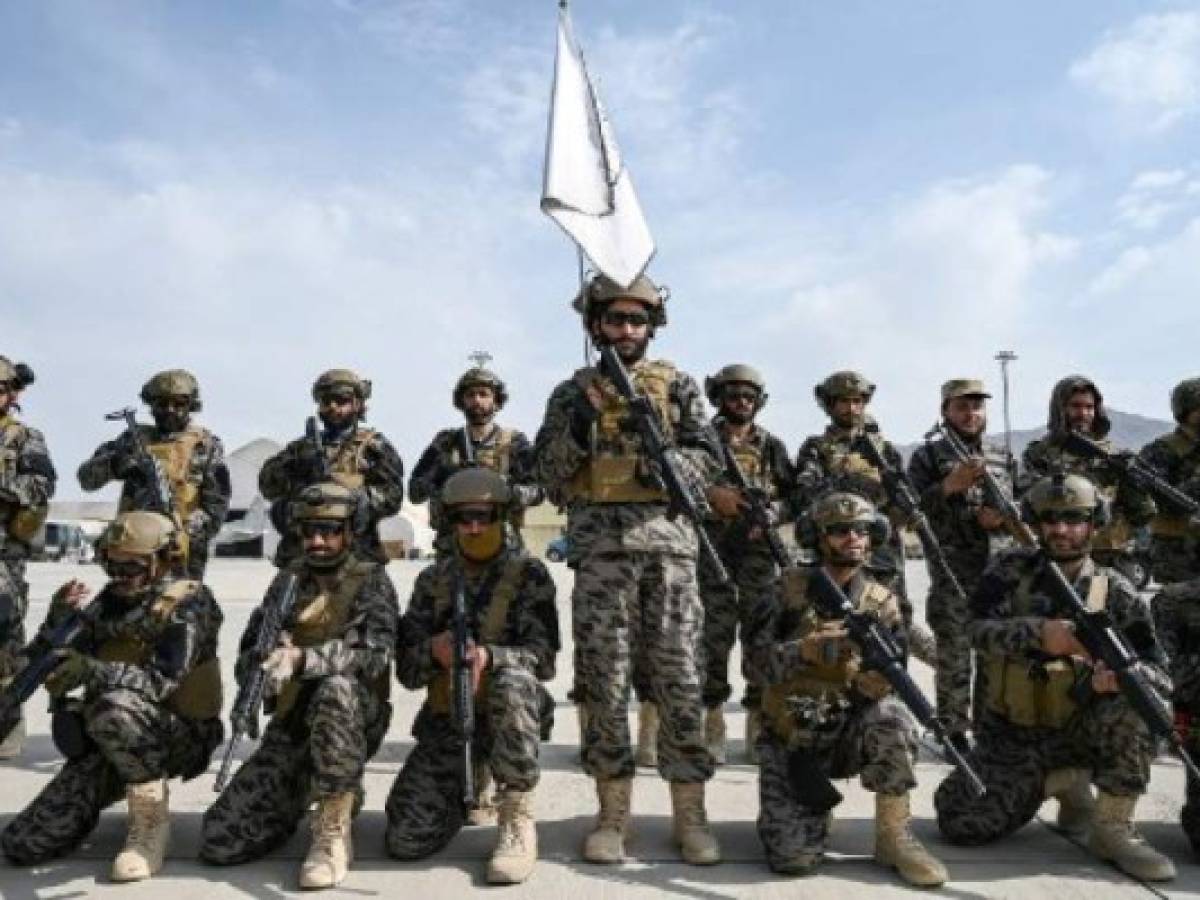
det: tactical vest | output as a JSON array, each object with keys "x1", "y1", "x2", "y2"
[
  {"x1": 0, "y1": 416, "x2": 48, "y2": 543},
  {"x1": 426, "y1": 556, "x2": 524, "y2": 714},
  {"x1": 817, "y1": 435, "x2": 882, "y2": 488},
  {"x1": 1152, "y1": 431, "x2": 1200, "y2": 538},
  {"x1": 566, "y1": 361, "x2": 675, "y2": 504},
  {"x1": 94, "y1": 580, "x2": 222, "y2": 720},
  {"x1": 726, "y1": 432, "x2": 774, "y2": 497},
  {"x1": 274, "y1": 558, "x2": 389, "y2": 717},
  {"x1": 761, "y1": 569, "x2": 894, "y2": 742},
  {"x1": 983, "y1": 571, "x2": 1108, "y2": 729},
  {"x1": 326, "y1": 428, "x2": 378, "y2": 491},
  {"x1": 451, "y1": 427, "x2": 514, "y2": 475}
]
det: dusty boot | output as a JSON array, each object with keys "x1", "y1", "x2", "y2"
[
  {"x1": 111, "y1": 779, "x2": 170, "y2": 882},
  {"x1": 0, "y1": 710, "x2": 24, "y2": 760},
  {"x1": 299, "y1": 792, "x2": 354, "y2": 889},
  {"x1": 468, "y1": 764, "x2": 498, "y2": 826},
  {"x1": 875, "y1": 793, "x2": 948, "y2": 888},
  {"x1": 487, "y1": 789, "x2": 538, "y2": 884},
  {"x1": 704, "y1": 707, "x2": 727, "y2": 765},
  {"x1": 1044, "y1": 768, "x2": 1095, "y2": 837},
  {"x1": 635, "y1": 703, "x2": 658, "y2": 768},
  {"x1": 582, "y1": 777, "x2": 632, "y2": 864},
  {"x1": 744, "y1": 709, "x2": 761, "y2": 764},
  {"x1": 1089, "y1": 792, "x2": 1175, "y2": 882},
  {"x1": 670, "y1": 781, "x2": 721, "y2": 865}
]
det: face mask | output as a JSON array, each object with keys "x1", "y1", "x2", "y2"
[{"x1": 457, "y1": 523, "x2": 504, "y2": 562}]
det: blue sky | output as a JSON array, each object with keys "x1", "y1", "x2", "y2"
[{"x1": 2, "y1": 1, "x2": 1199, "y2": 498}]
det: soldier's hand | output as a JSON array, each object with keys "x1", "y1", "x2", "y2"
[
  {"x1": 111, "y1": 449, "x2": 142, "y2": 480},
  {"x1": 707, "y1": 485, "x2": 746, "y2": 519},
  {"x1": 975, "y1": 507, "x2": 1007, "y2": 531},
  {"x1": 941, "y1": 459, "x2": 984, "y2": 496},
  {"x1": 186, "y1": 510, "x2": 208, "y2": 537},
  {"x1": 1091, "y1": 660, "x2": 1120, "y2": 694},
  {"x1": 569, "y1": 386, "x2": 602, "y2": 445},
  {"x1": 45, "y1": 649, "x2": 95, "y2": 698},
  {"x1": 262, "y1": 634, "x2": 303, "y2": 696},
  {"x1": 50, "y1": 579, "x2": 91, "y2": 611},
  {"x1": 470, "y1": 643, "x2": 490, "y2": 693},
  {"x1": 799, "y1": 623, "x2": 850, "y2": 666},
  {"x1": 431, "y1": 631, "x2": 454, "y2": 670},
  {"x1": 853, "y1": 669, "x2": 891, "y2": 701},
  {"x1": 1041, "y1": 619, "x2": 1088, "y2": 659}
]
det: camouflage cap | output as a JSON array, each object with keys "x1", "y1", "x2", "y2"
[
  {"x1": 941, "y1": 378, "x2": 992, "y2": 402},
  {"x1": 1022, "y1": 473, "x2": 1108, "y2": 526},
  {"x1": 312, "y1": 368, "x2": 371, "y2": 402},
  {"x1": 291, "y1": 482, "x2": 357, "y2": 522},
  {"x1": 453, "y1": 367, "x2": 508, "y2": 410},
  {"x1": 99, "y1": 511, "x2": 177, "y2": 558},
  {"x1": 1170, "y1": 377, "x2": 1200, "y2": 424},
  {"x1": 814, "y1": 371, "x2": 875, "y2": 409},
  {"x1": 571, "y1": 273, "x2": 668, "y2": 327},
  {"x1": 811, "y1": 492, "x2": 878, "y2": 529},
  {"x1": 442, "y1": 468, "x2": 511, "y2": 508},
  {"x1": 140, "y1": 369, "x2": 201, "y2": 410}
]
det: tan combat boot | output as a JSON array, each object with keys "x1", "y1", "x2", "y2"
[
  {"x1": 468, "y1": 764, "x2": 498, "y2": 826},
  {"x1": 487, "y1": 789, "x2": 538, "y2": 884},
  {"x1": 875, "y1": 793, "x2": 948, "y2": 888},
  {"x1": 744, "y1": 709, "x2": 761, "y2": 764},
  {"x1": 582, "y1": 777, "x2": 632, "y2": 864},
  {"x1": 1044, "y1": 768, "x2": 1095, "y2": 837},
  {"x1": 1089, "y1": 792, "x2": 1175, "y2": 882},
  {"x1": 111, "y1": 779, "x2": 170, "y2": 882},
  {"x1": 670, "y1": 781, "x2": 721, "y2": 865},
  {"x1": 704, "y1": 707, "x2": 727, "y2": 765},
  {"x1": 299, "y1": 792, "x2": 354, "y2": 889},
  {"x1": 635, "y1": 703, "x2": 658, "y2": 768}
]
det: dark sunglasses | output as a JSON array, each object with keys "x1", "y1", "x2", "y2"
[
  {"x1": 451, "y1": 508, "x2": 500, "y2": 526},
  {"x1": 106, "y1": 559, "x2": 151, "y2": 577},
  {"x1": 601, "y1": 309, "x2": 651, "y2": 328},
  {"x1": 724, "y1": 388, "x2": 760, "y2": 403},
  {"x1": 822, "y1": 523, "x2": 871, "y2": 537},
  {"x1": 300, "y1": 521, "x2": 346, "y2": 538},
  {"x1": 318, "y1": 392, "x2": 356, "y2": 407},
  {"x1": 1038, "y1": 510, "x2": 1092, "y2": 526}
]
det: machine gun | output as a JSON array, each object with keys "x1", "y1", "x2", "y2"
[
  {"x1": 214, "y1": 573, "x2": 300, "y2": 791},
  {"x1": 461, "y1": 427, "x2": 477, "y2": 466},
  {"x1": 715, "y1": 432, "x2": 790, "y2": 570},
  {"x1": 598, "y1": 344, "x2": 729, "y2": 584},
  {"x1": 1062, "y1": 431, "x2": 1200, "y2": 520},
  {"x1": 931, "y1": 422, "x2": 1037, "y2": 547},
  {"x1": 451, "y1": 562, "x2": 477, "y2": 810},
  {"x1": 809, "y1": 568, "x2": 986, "y2": 797},
  {"x1": 304, "y1": 416, "x2": 333, "y2": 482}
]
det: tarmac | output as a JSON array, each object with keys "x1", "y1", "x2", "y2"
[{"x1": 1, "y1": 557, "x2": 1197, "y2": 899}]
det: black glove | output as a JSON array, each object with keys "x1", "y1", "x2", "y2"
[{"x1": 569, "y1": 392, "x2": 599, "y2": 447}]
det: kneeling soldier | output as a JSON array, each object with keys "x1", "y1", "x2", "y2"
[
  {"x1": 935, "y1": 474, "x2": 1175, "y2": 882},
  {"x1": 1, "y1": 512, "x2": 223, "y2": 880},
  {"x1": 385, "y1": 468, "x2": 559, "y2": 885},
  {"x1": 744, "y1": 492, "x2": 946, "y2": 886},
  {"x1": 201, "y1": 483, "x2": 398, "y2": 890}
]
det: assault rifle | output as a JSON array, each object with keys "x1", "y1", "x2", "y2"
[
  {"x1": 809, "y1": 568, "x2": 987, "y2": 797},
  {"x1": 1062, "y1": 431, "x2": 1200, "y2": 520},
  {"x1": 214, "y1": 573, "x2": 300, "y2": 791},
  {"x1": 715, "y1": 431, "x2": 790, "y2": 570},
  {"x1": 304, "y1": 416, "x2": 333, "y2": 482},
  {"x1": 598, "y1": 344, "x2": 729, "y2": 584},
  {"x1": 0, "y1": 597, "x2": 103, "y2": 742},
  {"x1": 451, "y1": 561, "x2": 476, "y2": 810},
  {"x1": 461, "y1": 427, "x2": 476, "y2": 466},
  {"x1": 852, "y1": 431, "x2": 969, "y2": 605}
]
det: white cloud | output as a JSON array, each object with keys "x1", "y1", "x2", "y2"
[
  {"x1": 1114, "y1": 165, "x2": 1200, "y2": 230},
  {"x1": 1069, "y1": 12, "x2": 1200, "y2": 131},
  {"x1": 1089, "y1": 244, "x2": 1153, "y2": 294}
]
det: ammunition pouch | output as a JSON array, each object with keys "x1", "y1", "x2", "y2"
[
  {"x1": 567, "y1": 455, "x2": 668, "y2": 504},
  {"x1": 51, "y1": 697, "x2": 95, "y2": 760},
  {"x1": 983, "y1": 656, "x2": 1085, "y2": 729}
]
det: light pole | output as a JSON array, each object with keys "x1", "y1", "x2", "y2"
[{"x1": 995, "y1": 350, "x2": 1018, "y2": 481}]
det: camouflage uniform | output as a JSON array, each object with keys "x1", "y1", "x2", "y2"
[
  {"x1": 936, "y1": 551, "x2": 1168, "y2": 843},
  {"x1": 701, "y1": 419, "x2": 793, "y2": 712},
  {"x1": 1, "y1": 578, "x2": 223, "y2": 865},
  {"x1": 1021, "y1": 376, "x2": 1156, "y2": 572},
  {"x1": 1139, "y1": 425, "x2": 1200, "y2": 585},
  {"x1": 200, "y1": 557, "x2": 397, "y2": 864},
  {"x1": 908, "y1": 430, "x2": 1016, "y2": 737},
  {"x1": 78, "y1": 423, "x2": 230, "y2": 579},
  {"x1": 532, "y1": 357, "x2": 720, "y2": 783},
  {"x1": 259, "y1": 425, "x2": 404, "y2": 566},
  {"x1": 384, "y1": 548, "x2": 559, "y2": 858},
  {"x1": 1150, "y1": 576, "x2": 1200, "y2": 852},
  {"x1": 744, "y1": 566, "x2": 918, "y2": 869}
]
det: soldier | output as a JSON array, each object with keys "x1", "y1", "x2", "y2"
[
  {"x1": 793, "y1": 371, "x2": 937, "y2": 665},
  {"x1": 935, "y1": 473, "x2": 1175, "y2": 881},
  {"x1": 744, "y1": 493, "x2": 946, "y2": 886},
  {"x1": 1021, "y1": 375, "x2": 1156, "y2": 575},
  {"x1": 532, "y1": 272, "x2": 721, "y2": 865},
  {"x1": 384, "y1": 469, "x2": 559, "y2": 885},
  {"x1": 259, "y1": 368, "x2": 405, "y2": 567},
  {"x1": 1, "y1": 512, "x2": 223, "y2": 880},
  {"x1": 78, "y1": 369, "x2": 230, "y2": 578},
  {"x1": 408, "y1": 366, "x2": 543, "y2": 552},
  {"x1": 699, "y1": 363, "x2": 795, "y2": 764},
  {"x1": 201, "y1": 483, "x2": 397, "y2": 890},
  {"x1": 908, "y1": 379, "x2": 1018, "y2": 751},
  {"x1": 0, "y1": 356, "x2": 55, "y2": 759},
  {"x1": 1140, "y1": 377, "x2": 1200, "y2": 584}
]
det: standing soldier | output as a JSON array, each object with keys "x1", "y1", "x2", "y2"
[
  {"x1": 700, "y1": 363, "x2": 794, "y2": 764},
  {"x1": 936, "y1": 474, "x2": 1176, "y2": 883},
  {"x1": 1140, "y1": 377, "x2": 1200, "y2": 585},
  {"x1": 744, "y1": 493, "x2": 947, "y2": 886},
  {"x1": 385, "y1": 469, "x2": 559, "y2": 885},
  {"x1": 793, "y1": 371, "x2": 936, "y2": 665},
  {"x1": 1, "y1": 512, "x2": 223, "y2": 880},
  {"x1": 259, "y1": 368, "x2": 405, "y2": 567},
  {"x1": 201, "y1": 483, "x2": 398, "y2": 890},
  {"x1": 907, "y1": 379, "x2": 1018, "y2": 753},
  {"x1": 0, "y1": 356, "x2": 55, "y2": 759},
  {"x1": 1021, "y1": 375, "x2": 1156, "y2": 576},
  {"x1": 532, "y1": 272, "x2": 721, "y2": 866},
  {"x1": 78, "y1": 369, "x2": 229, "y2": 578},
  {"x1": 409, "y1": 365, "x2": 543, "y2": 553}
]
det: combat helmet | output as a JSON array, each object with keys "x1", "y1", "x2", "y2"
[
  {"x1": 140, "y1": 369, "x2": 201, "y2": 411},
  {"x1": 311, "y1": 368, "x2": 372, "y2": 403},
  {"x1": 705, "y1": 363, "x2": 768, "y2": 410},
  {"x1": 453, "y1": 368, "x2": 509, "y2": 411},
  {"x1": 1170, "y1": 378, "x2": 1200, "y2": 425},
  {"x1": 0, "y1": 356, "x2": 34, "y2": 390},
  {"x1": 571, "y1": 272, "x2": 669, "y2": 328},
  {"x1": 813, "y1": 371, "x2": 875, "y2": 412},
  {"x1": 96, "y1": 511, "x2": 180, "y2": 565},
  {"x1": 808, "y1": 491, "x2": 890, "y2": 545},
  {"x1": 291, "y1": 482, "x2": 362, "y2": 527},
  {"x1": 442, "y1": 468, "x2": 512, "y2": 509},
  {"x1": 1021, "y1": 473, "x2": 1110, "y2": 527}
]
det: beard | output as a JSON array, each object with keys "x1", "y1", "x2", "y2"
[
  {"x1": 152, "y1": 410, "x2": 189, "y2": 434},
  {"x1": 464, "y1": 405, "x2": 494, "y2": 426},
  {"x1": 610, "y1": 333, "x2": 649, "y2": 364},
  {"x1": 319, "y1": 409, "x2": 355, "y2": 435},
  {"x1": 721, "y1": 405, "x2": 754, "y2": 426}
]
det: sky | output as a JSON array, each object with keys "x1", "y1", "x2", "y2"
[{"x1": 2, "y1": 1, "x2": 1199, "y2": 499}]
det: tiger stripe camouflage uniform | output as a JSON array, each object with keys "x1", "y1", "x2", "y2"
[
  {"x1": 1140, "y1": 423, "x2": 1200, "y2": 586},
  {"x1": 200, "y1": 558, "x2": 397, "y2": 864},
  {"x1": 384, "y1": 548, "x2": 559, "y2": 858},
  {"x1": 1, "y1": 578, "x2": 223, "y2": 865}
]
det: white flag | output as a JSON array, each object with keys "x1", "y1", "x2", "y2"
[{"x1": 540, "y1": 6, "x2": 655, "y2": 289}]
